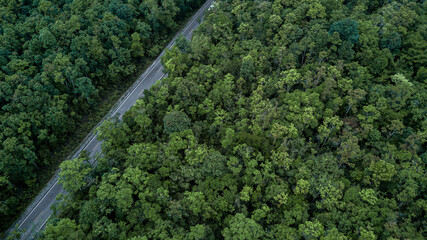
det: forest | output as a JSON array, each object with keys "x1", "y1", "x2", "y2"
[
  {"x1": 32, "y1": 0, "x2": 427, "y2": 239},
  {"x1": 0, "y1": 0, "x2": 206, "y2": 233}
]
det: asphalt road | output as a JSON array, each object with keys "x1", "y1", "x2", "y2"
[{"x1": 9, "y1": 1, "x2": 215, "y2": 239}]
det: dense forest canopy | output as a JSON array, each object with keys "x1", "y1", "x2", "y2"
[
  {"x1": 2, "y1": 0, "x2": 426, "y2": 238},
  {"x1": 36, "y1": 0, "x2": 427, "y2": 240},
  {"x1": 37, "y1": 0, "x2": 427, "y2": 239},
  {"x1": 0, "y1": 0, "x2": 205, "y2": 232}
]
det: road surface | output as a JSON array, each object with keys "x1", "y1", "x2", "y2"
[{"x1": 8, "y1": 1, "x2": 215, "y2": 238}]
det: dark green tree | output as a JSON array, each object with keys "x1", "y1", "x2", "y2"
[
  {"x1": 329, "y1": 18, "x2": 359, "y2": 44},
  {"x1": 163, "y1": 111, "x2": 191, "y2": 135}
]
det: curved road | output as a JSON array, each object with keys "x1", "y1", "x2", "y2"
[{"x1": 9, "y1": 1, "x2": 215, "y2": 239}]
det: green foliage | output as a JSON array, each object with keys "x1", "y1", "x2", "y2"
[
  {"x1": 38, "y1": 0, "x2": 427, "y2": 239},
  {"x1": 299, "y1": 220, "x2": 324, "y2": 239},
  {"x1": 359, "y1": 227, "x2": 376, "y2": 240},
  {"x1": 329, "y1": 18, "x2": 359, "y2": 44},
  {"x1": 222, "y1": 214, "x2": 265, "y2": 240},
  {"x1": 163, "y1": 111, "x2": 191, "y2": 135},
  {"x1": 186, "y1": 225, "x2": 214, "y2": 240},
  {"x1": 39, "y1": 29, "x2": 56, "y2": 49},
  {"x1": 59, "y1": 151, "x2": 92, "y2": 194},
  {"x1": 359, "y1": 189, "x2": 377, "y2": 205},
  {"x1": 235, "y1": 132, "x2": 271, "y2": 155},
  {"x1": 0, "y1": 0, "x2": 206, "y2": 232},
  {"x1": 276, "y1": 69, "x2": 301, "y2": 93},
  {"x1": 74, "y1": 77, "x2": 98, "y2": 103},
  {"x1": 175, "y1": 34, "x2": 190, "y2": 53},
  {"x1": 380, "y1": 32, "x2": 401, "y2": 52},
  {"x1": 42, "y1": 218, "x2": 84, "y2": 240},
  {"x1": 240, "y1": 55, "x2": 255, "y2": 82}
]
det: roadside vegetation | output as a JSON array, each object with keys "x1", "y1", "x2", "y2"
[
  {"x1": 0, "y1": 0, "x2": 206, "y2": 233},
  {"x1": 40, "y1": 0, "x2": 426, "y2": 239}
]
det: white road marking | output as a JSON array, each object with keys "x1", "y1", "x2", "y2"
[
  {"x1": 89, "y1": 143, "x2": 102, "y2": 157},
  {"x1": 18, "y1": 178, "x2": 59, "y2": 228},
  {"x1": 37, "y1": 217, "x2": 50, "y2": 232},
  {"x1": 112, "y1": 57, "x2": 162, "y2": 115},
  {"x1": 139, "y1": 72, "x2": 167, "y2": 95},
  {"x1": 18, "y1": 131, "x2": 100, "y2": 228},
  {"x1": 33, "y1": 210, "x2": 43, "y2": 223}
]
